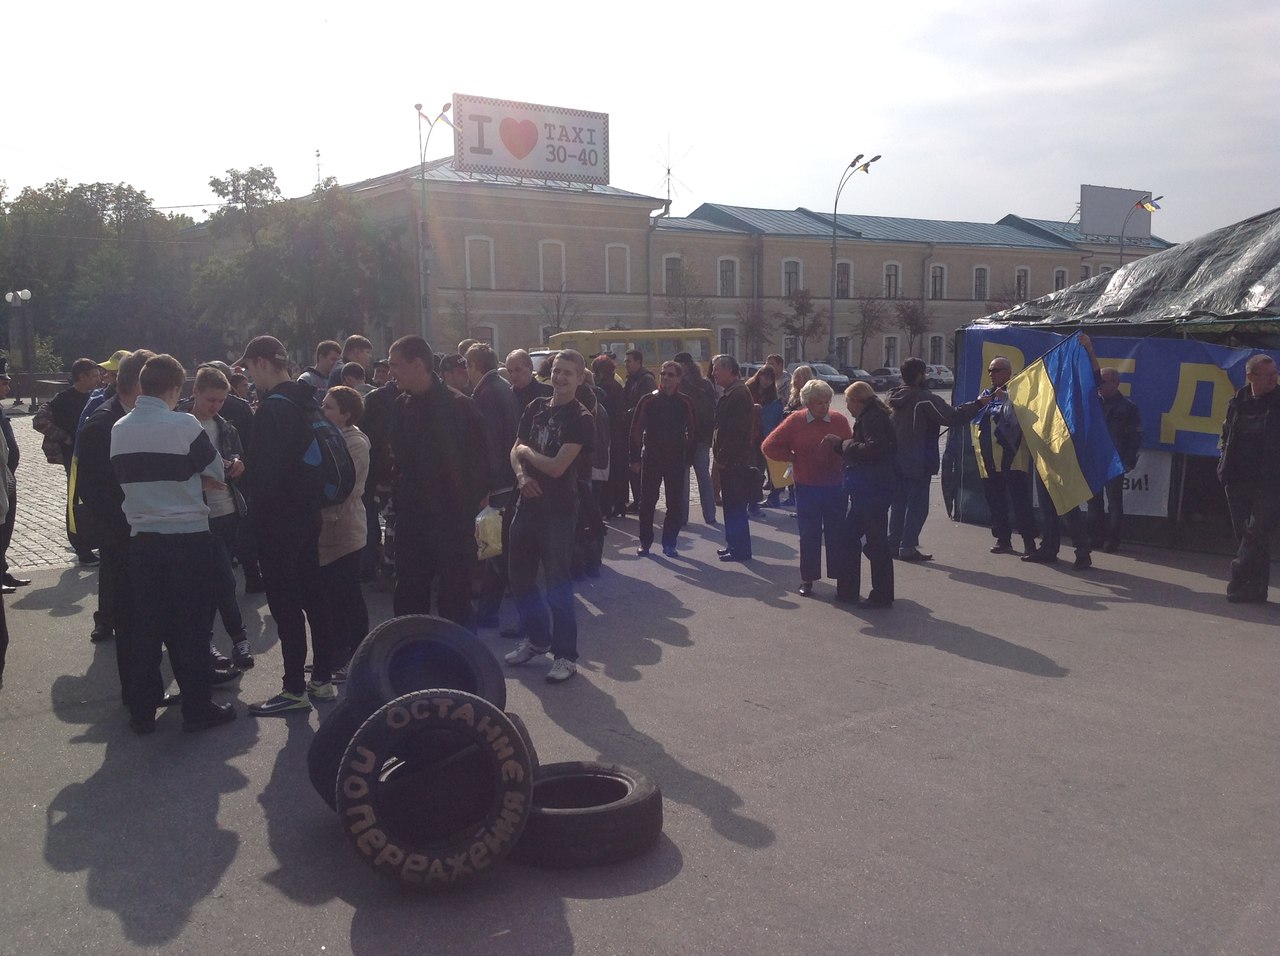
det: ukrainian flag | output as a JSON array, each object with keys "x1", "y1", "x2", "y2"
[{"x1": 1006, "y1": 334, "x2": 1123, "y2": 515}]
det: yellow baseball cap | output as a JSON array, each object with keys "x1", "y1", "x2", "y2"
[{"x1": 98, "y1": 350, "x2": 131, "y2": 372}]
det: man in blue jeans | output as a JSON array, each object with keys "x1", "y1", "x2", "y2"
[
  {"x1": 711, "y1": 355, "x2": 755, "y2": 562},
  {"x1": 504, "y1": 349, "x2": 594, "y2": 683}
]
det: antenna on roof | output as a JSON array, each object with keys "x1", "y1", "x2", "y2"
[{"x1": 653, "y1": 135, "x2": 694, "y2": 208}]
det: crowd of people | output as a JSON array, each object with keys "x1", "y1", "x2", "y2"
[{"x1": 3, "y1": 327, "x2": 1272, "y2": 727}]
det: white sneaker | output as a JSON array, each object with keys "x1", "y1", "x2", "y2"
[
  {"x1": 546, "y1": 658, "x2": 577, "y2": 683},
  {"x1": 504, "y1": 640, "x2": 549, "y2": 666}
]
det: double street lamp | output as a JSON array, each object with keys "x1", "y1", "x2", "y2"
[
  {"x1": 414, "y1": 101, "x2": 452, "y2": 342},
  {"x1": 827, "y1": 154, "x2": 881, "y2": 363},
  {"x1": 1118, "y1": 193, "x2": 1163, "y2": 267}
]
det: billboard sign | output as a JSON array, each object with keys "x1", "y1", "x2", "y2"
[
  {"x1": 452, "y1": 93, "x2": 609, "y2": 186},
  {"x1": 1079, "y1": 184, "x2": 1154, "y2": 239}
]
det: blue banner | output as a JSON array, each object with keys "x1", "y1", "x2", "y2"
[{"x1": 958, "y1": 327, "x2": 1277, "y2": 458}]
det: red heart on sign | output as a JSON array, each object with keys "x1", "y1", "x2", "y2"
[{"x1": 499, "y1": 118, "x2": 539, "y2": 160}]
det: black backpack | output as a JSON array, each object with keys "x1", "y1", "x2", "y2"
[{"x1": 267, "y1": 393, "x2": 356, "y2": 508}]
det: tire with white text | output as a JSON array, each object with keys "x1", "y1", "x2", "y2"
[
  {"x1": 508, "y1": 761, "x2": 662, "y2": 868},
  {"x1": 335, "y1": 689, "x2": 533, "y2": 888},
  {"x1": 307, "y1": 697, "x2": 375, "y2": 810}
]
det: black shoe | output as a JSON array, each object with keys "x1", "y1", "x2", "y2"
[
  {"x1": 1, "y1": 585, "x2": 14, "y2": 594},
  {"x1": 210, "y1": 647, "x2": 232, "y2": 669},
  {"x1": 1021, "y1": 551, "x2": 1058, "y2": 564},
  {"x1": 716, "y1": 547, "x2": 732, "y2": 557},
  {"x1": 990, "y1": 541, "x2": 1015, "y2": 554},
  {"x1": 210, "y1": 666, "x2": 241, "y2": 685},
  {"x1": 637, "y1": 546, "x2": 650, "y2": 556},
  {"x1": 128, "y1": 714, "x2": 156, "y2": 735},
  {"x1": 798, "y1": 581, "x2": 813, "y2": 597},
  {"x1": 90, "y1": 625, "x2": 113, "y2": 643},
  {"x1": 662, "y1": 546, "x2": 678, "y2": 558},
  {"x1": 718, "y1": 552, "x2": 748, "y2": 563},
  {"x1": 898, "y1": 550, "x2": 931, "y2": 562},
  {"x1": 857, "y1": 598, "x2": 893, "y2": 609},
  {"x1": 2, "y1": 574, "x2": 30, "y2": 587},
  {"x1": 183, "y1": 702, "x2": 236, "y2": 732},
  {"x1": 1072, "y1": 555, "x2": 1093, "y2": 571},
  {"x1": 159, "y1": 692, "x2": 181, "y2": 708},
  {"x1": 1226, "y1": 588, "x2": 1267, "y2": 604},
  {"x1": 78, "y1": 552, "x2": 100, "y2": 566}
]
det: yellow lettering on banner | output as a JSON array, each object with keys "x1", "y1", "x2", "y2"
[{"x1": 1160, "y1": 363, "x2": 1235, "y2": 444}]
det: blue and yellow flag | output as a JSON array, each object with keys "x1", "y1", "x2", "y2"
[{"x1": 1006, "y1": 334, "x2": 1123, "y2": 515}]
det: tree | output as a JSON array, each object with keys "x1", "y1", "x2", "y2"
[
  {"x1": 772, "y1": 289, "x2": 827, "y2": 362},
  {"x1": 207, "y1": 166, "x2": 282, "y2": 248},
  {"x1": 852, "y1": 298, "x2": 887, "y2": 368},
  {"x1": 736, "y1": 301, "x2": 773, "y2": 363},
  {"x1": 663, "y1": 262, "x2": 711, "y2": 328},
  {"x1": 895, "y1": 300, "x2": 933, "y2": 358},
  {"x1": 539, "y1": 286, "x2": 586, "y2": 337}
]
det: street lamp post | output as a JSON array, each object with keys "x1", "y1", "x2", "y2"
[
  {"x1": 414, "y1": 101, "x2": 452, "y2": 343},
  {"x1": 827, "y1": 154, "x2": 881, "y2": 363},
  {"x1": 4, "y1": 289, "x2": 32, "y2": 373},
  {"x1": 1118, "y1": 193, "x2": 1163, "y2": 267}
]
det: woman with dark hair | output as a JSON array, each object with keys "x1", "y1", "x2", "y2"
[
  {"x1": 594, "y1": 354, "x2": 630, "y2": 518},
  {"x1": 674, "y1": 352, "x2": 717, "y2": 525},
  {"x1": 829, "y1": 381, "x2": 896, "y2": 608},
  {"x1": 745, "y1": 366, "x2": 783, "y2": 516}
]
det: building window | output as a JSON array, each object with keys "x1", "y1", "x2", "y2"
[
  {"x1": 929, "y1": 335, "x2": 944, "y2": 365},
  {"x1": 718, "y1": 258, "x2": 738, "y2": 297},
  {"x1": 719, "y1": 327, "x2": 737, "y2": 358},
  {"x1": 472, "y1": 325, "x2": 496, "y2": 350},
  {"x1": 884, "y1": 335, "x2": 899, "y2": 367},
  {"x1": 930, "y1": 265, "x2": 946, "y2": 300},
  {"x1": 884, "y1": 263, "x2": 900, "y2": 299},
  {"x1": 1081, "y1": 264, "x2": 1092, "y2": 280},
  {"x1": 465, "y1": 236, "x2": 495, "y2": 290},
  {"x1": 973, "y1": 267, "x2": 988, "y2": 301},
  {"x1": 783, "y1": 259, "x2": 801, "y2": 296},
  {"x1": 539, "y1": 240, "x2": 566, "y2": 293},
  {"x1": 836, "y1": 262, "x2": 851, "y2": 299},
  {"x1": 1015, "y1": 268, "x2": 1029, "y2": 300},
  {"x1": 663, "y1": 255, "x2": 683, "y2": 294},
  {"x1": 1053, "y1": 268, "x2": 1068, "y2": 292},
  {"x1": 606, "y1": 243, "x2": 630, "y2": 294}
]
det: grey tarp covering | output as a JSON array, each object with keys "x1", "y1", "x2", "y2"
[{"x1": 970, "y1": 206, "x2": 1280, "y2": 327}]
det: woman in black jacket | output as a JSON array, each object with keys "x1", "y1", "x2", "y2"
[{"x1": 826, "y1": 381, "x2": 896, "y2": 608}]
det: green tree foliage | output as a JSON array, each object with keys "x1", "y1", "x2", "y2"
[{"x1": 193, "y1": 173, "x2": 410, "y2": 352}]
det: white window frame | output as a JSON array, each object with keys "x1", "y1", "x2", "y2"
[
  {"x1": 605, "y1": 243, "x2": 631, "y2": 294},
  {"x1": 928, "y1": 334, "x2": 944, "y2": 365},
  {"x1": 718, "y1": 325, "x2": 738, "y2": 359},
  {"x1": 883, "y1": 334, "x2": 900, "y2": 367},
  {"x1": 717, "y1": 256, "x2": 740, "y2": 297},
  {"x1": 1014, "y1": 266, "x2": 1030, "y2": 301},
  {"x1": 835, "y1": 259, "x2": 853, "y2": 299},
  {"x1": 782, "y1": 258, "x2": 803, "y2": 297},
  {"x1": 662, "y1": 254, "x2": 684, "y2": 294},
  {"x1": 465, "y1": 235, "x2": 496, "y2": 291},
  {"x1": 1053, "y1": 267, "x2": 1068, "y2": 292},
  {"x1": 973, "y1": 265, "x2": 990, "y2": 301},
  {"x1": 929, "y1": 263, "x2": 947, "y2": 300},
  {"x1": 538, "y1": 240, "x2": 566, "y2": 293}
]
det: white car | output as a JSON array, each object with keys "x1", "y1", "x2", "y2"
[{"x1": 924, "y1": 365, "x2": 955, "y2": 388}]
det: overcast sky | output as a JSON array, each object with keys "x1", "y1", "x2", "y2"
[{"x1": 5, "y1": 0, "x2": 1277, "y2": 244}]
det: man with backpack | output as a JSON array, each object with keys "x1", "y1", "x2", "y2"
[
  {"x1": 238, "y1": 335, "x2": 352, "y2": 715},
  {"x1": 386, "y1": 335, "x2": 492, "y2": 630}
]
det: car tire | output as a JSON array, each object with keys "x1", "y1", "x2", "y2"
[
  {"x1": 335, "y1": 689, "x2": 535, "y2": 888},
  {"x1": 345, "y1": 614, "x2": 507, "y2": 713},
  {"x1": 508, "y1": 761, "x2": 663, "y2": 869},
  {"x1": 307, "y1": 697, "x2": 375, "y2": 810}
]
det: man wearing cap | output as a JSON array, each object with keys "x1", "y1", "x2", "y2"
[
  {"x1": 440, "y1": 353, "x2": 472, "y2": 395},
  {"x1": 237, "y1": 335, "x2": 332, "y2": 716}
]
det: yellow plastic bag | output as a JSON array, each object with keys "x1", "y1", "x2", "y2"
[
  {"x1": 475, "y1": 505, "x2": 504, "y2": 560},
  {"x1": 765, "y1": 457, "x2": 794, "y2": 490}
]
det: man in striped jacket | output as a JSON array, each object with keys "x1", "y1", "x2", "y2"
[{"x1": 110, "y1": 354, "x2": 236, "y2": 736}]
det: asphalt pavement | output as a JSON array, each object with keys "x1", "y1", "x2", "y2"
[{"x1": 1, "y1": 399, "x2": 1278, "y2": 955}]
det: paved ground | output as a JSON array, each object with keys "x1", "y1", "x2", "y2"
[{"x1": 1, "y1": 401, "x2": 1278, "y2": 955}]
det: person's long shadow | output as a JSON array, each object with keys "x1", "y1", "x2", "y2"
[
  {"x1": 846, "y1": 599, "x2": 1070, "y2": 678},
  {"x1": 572, "y1": 567, "x2": 695, "y2": 682},
  {"x1": 13, "y1": 565, "x2": 97, "y2": 619},
  {"x1": 43, "y1": 658, "x2": 258, "y2": 947}
]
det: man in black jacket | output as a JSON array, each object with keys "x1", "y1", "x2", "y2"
[
  {"x1": 629, "y1": 361, "x2": 696, "y2": 557},
  {"x1": 467, "y1": 344, "x2": 520, "y2": 627},
  {"x1": 238, "y1": 336, "x2": 329, "y2": 716},
  {"x1": 1088, "y1": 368, "x2": 1143, "y2": 553},
  {"x1": 0, "y1": 364, "x2": 27, "y2": 592},
  {"x1": 34, "y1": 357, "x2": 101, "y2": 564},
  {"x1": 388, "y1": 335, "x2": 493, "y2": 630},
  {"x1": 1218, "y1": 353, "x2": 1280, "y2": 603},
  {"x1": 621, "y1": 349, "x2": 657, "y2": 510}
]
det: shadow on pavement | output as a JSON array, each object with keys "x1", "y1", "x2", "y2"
[{"x1": 13, "y1": 566, "x2": 98, "y2": 620}]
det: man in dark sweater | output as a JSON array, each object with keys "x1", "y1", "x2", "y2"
[
  {"x1": 711, "y1": 355, "x2": 756, "y2": 562},
  {"x1": 1088, "y1": 367, "x2": 1143, "y2": 553},
  {"x1": 629, "y1": 361, "x2": 696, "y2": 557},
  {"x1": 467, "y1": 344, "x2": 520, "y2": 627},
  {"x1": 34, "y1": 357, "x2": 101, "y2": 564}
]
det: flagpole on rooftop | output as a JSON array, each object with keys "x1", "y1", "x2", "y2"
[{"x1": 827, "y1": 153, "x2": 881, "y2": 364}]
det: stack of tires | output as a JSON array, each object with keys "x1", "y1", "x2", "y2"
[{"x1": 306, "y1": 615, "x2": 664, "y2": 889}]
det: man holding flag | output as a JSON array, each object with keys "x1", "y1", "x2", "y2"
[{"x1": 1005, "y1": 333, "x2": 1124, "y2": 571}]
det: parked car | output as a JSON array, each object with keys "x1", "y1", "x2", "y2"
[
  {"x1": 840, "y1": 366, "x2": 876, "y2": 387},
  {"x1": 869, "y1": 367, "x2": 903, "y2": 391},
  {"x1": 924, "y1": 364, "x2": 955, "y2": 389},
  {"x1": 787, "y1": 361, "x2": 850, "y2": 394}
]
